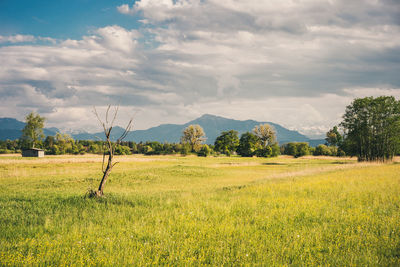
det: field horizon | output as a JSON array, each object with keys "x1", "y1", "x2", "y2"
[{"x1": 1, "y1": 154, "x2": 399, "y2": 265}]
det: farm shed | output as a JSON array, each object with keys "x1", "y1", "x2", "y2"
[{"x1": 22, "y1": 148, "x2": 45, "y2": 157}]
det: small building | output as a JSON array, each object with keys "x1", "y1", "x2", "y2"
[{"x1": 22, "y1": 148, "x2": 45, "y2": 158}]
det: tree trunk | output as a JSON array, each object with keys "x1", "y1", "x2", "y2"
[{"x1": 97, "y1": 155, "x2": 113, "y2": 196}]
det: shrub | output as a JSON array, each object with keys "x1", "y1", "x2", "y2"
[
  {"x1": 283, "y1": 142, "x2": 311, "y2": 158},
  {"x1": 180, "y1": 143, "x2": 192, "y2": 156},
  {"x1": 256, "y1": 146, "x2": 272, "y2": 157},
  {"x1": 314, "y1": 144, "x2": 331, "y2": 156},
  {"x1": 238, "y1": 132, "x2": 260, "y2": 157},
  {"x1": 197, "y1": 144, "x2": 212, "y2": 157}
]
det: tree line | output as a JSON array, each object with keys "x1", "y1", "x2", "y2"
[
  {"x1": 0, "y1": 115, "x2": 280, "y2": 158},
  {"x1": 281, "y1": 96, "x2": 400, "y2": 160},
  {"x1": 2, "y1": 96, "x2": 399, "y2": 161}
]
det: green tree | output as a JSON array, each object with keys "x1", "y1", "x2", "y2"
[
  {"x1": 271, "y1": 143, "x2": 280, "y2": 157},
  {"x1": 181, "y1": 124, "x2": 206, "y2": 152},
  {"x1": 283, "y1": 142, "x2": 297, "y2": 156},
  {"x1": 256, "y1": 146, "x2": 272, "y2": 157},
  {"x1": 314, "y1": 144, "x2": 332, "y2": 156},
  {"x1": 325, "y1": 126, "x2": 343, "y2": 147},
  {"x1": 296, "y1": 142, "x2": 310, "y2": 157},
  {"x1": 283, "y1": 142, "x2": 311, "y2": 158},
  {"x1": 214, "y1": 130, "x2": 239, "y2": 156},
  {"x1": 55, "y1": 132, "x2": 74, "y2": 154},
  {"x1": 21, "y1": 112, "x2": 45, "y2": 148},
  {"x1": 237, "y1": 132, "x2": 260, "y2": 157},
  {"x1": 340, "y1": 96, "x2": 400, "y2": 161},
  {"x1": 44, "y1": 136, "x2": 56, "y2": 154},
  {"x1": 197, "y1": 144, "x2": 212, "y2": 157},
  {"x1": 180, "y1": 143, "x2": 192, "y2": 155},
  {"x1": 114, "y1": 144, "x2": 132, "y2": 155}
]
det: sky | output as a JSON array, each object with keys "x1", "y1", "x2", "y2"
[{"x1": 0, "y1": 0, "x2": 399, "y2": 138}]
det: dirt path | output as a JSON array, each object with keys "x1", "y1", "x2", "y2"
[{"x1": 0, "y1": 154, "x2": 178, "y2": 164}]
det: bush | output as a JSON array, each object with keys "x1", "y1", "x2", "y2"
[
  {"x1": 180, "y1": 143, "x2": 192, "y2": 156},
  {"x1": 314, "y1": 145, "x2": 345, "y2": 157},
  {"x1": 197, "y1": 144, "x2": 212, "y2": 157},
  {"x1": 214, "y1": 130, "x2": 239, "y2": 156},
  {"x1": 115, "y1": 145, "x2": 132, "y2": 155},
  {"x1": 282, "y1": 142, "x2": 311, "y2": 158},
  {"x1": 296, "y1": 143, "x2": 310, "y2": 157},
  {"x1": 314, "y1": 144, "x2": 331, "y2": 156},
  {"x1": 0, "y1": 149, "x2": 13, "y2": 154},
  {"x1": 283, "y1": 143, "x2": 297, "y2": 156},
  {"x1": 256, "y1": 146, "x2": 272, "y2": 157},
  {"x1": 142, "y1": 145, "x2": 153, "y2": 155},
  {"x1": 271, "y1": 144, "x2": 280, "y2": 157},
  {"x1": 237, "y1": 132, "x2": 260, "y2": 157}
]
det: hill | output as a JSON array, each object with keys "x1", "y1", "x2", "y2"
[
  {"x1": 124, "y1": 114, "x2": 313, "y2": 144},
  {"x1": 82, "y1": 114, "x2": 324, "y2": 145},
  {"x1": 0, "y1": 115, "x2": 325, "y2": 145},
  {"x1": 0, "y1": 118, "x2": 57, "y2": 140}
]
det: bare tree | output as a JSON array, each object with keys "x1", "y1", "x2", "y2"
[{"x1": 90, "y1": 105, "x2": 133, "y2": 197}]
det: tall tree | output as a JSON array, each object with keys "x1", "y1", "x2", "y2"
[
  {"x1": 237, "y1": 132, "x2": 260, "y2": 157},
  {"x1": 55, "y1": 132, "x2": 74, "y2": 154},
  {"x1": 214, "y1": 130, "x2": 239, "y2": 156},
  {"x1": 325, "y1": 126, "x2": 342, "y2": 147},
  {"x1": 181, "y1": 124, "x2": 206, "y2": 152},
  {"x1": 253, "y1": 124, "x2": 277, "y2": 147},
  {"x1": 21, "y1": 112, "x2": 45, "y2": 148},
  {"x1": 340, "y1": 96, "x2": 400, "y2": 162}
]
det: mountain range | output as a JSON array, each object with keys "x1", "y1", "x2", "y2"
[{"x1": 0, "y1": 114, "x2": 325, "y2": 146}]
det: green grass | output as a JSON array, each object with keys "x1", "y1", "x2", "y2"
[{"x1": 0, "y1": 155, "x2": 399, "y2": 265}]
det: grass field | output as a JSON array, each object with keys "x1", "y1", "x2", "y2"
[{"x1": 0, "y1": 154, "x2": 399, "y2": 265}]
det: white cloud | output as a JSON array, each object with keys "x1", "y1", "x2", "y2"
[
  {"x1": 117, "y1": 4, "x2": 133, "y2": 15},
  {"x1": 95, "y1": 26, "x2": 139, "y2": 53},
  {"x1": 0, "y1": 34, "x2": 58, "y2": 44},
  {"x1": 1, "y1": 0, "x2": 400, "y2": 136},
  {"x1": 343, "y1": 87, "x2": 400, "y2": 99},
  {"x1": 0, "y1": 34, "x2": 36, "y2": 44}
]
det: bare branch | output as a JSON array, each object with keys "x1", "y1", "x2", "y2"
[
  {"x1": 105, "y1": 105, "x2": 111, "y2": 124},
  {"x1": 93, "y1": 106, "x2": 107, "y2": 134},
  {"x1": 110, "y1": 106, "x2": 119, "y2": 128},
  {"x1": 117, "y1": 118, "x2": 133, "y2": 143}
]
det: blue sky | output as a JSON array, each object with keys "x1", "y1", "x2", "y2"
[
  {"x1": 0, "y1": 0, "x2": 399, "y2": 137},
  {"x1": 0, "y1": 0, "x2": 141, "y2": 39}
]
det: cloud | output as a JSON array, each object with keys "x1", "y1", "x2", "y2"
[
  {"x1": 1, "y1": 0, "x2": 400, "y2": 136},
  {"x1": 121, "y1": 0, "x2": 400, "y2": 101},
  {"x1": 0, "y1": 35, "x2": 58, "y2": 45},
  {"x1": 0, "y1": 34, "x2": 36, "y2": 44},
  {"x1": 117, "y1": 4, "x2": 133, "y2": 15}
]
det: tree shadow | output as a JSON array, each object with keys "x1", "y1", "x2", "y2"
[
  {"x1": 222, "y1": 185, "x2": 247, "y2": 191},
  {"x1": 330, "y1": 161, "x2": 353, "y2": 165},
  {"x1": 261, "y1": 162, "x2": 287, "y2": 166}
]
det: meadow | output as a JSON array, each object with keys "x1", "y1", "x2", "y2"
[{"x1": 0, "y1": 154, "x2": 399, "y2": 265}]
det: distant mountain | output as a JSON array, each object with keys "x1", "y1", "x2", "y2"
[
  {"x1": 0, "y1": 118, "x2": 25, "y2": 130},
  {"x1": 0, "y1": 115, "x2": 326, "y2": 146},
  {"x1": 0, "y1": 117, "x2": 58, "y2": 140},
  {"x1": 121, "y1": 114, "x2": 312, "y2": 144},
  {"x1": 81, "y1": 114, "x2": 323, "y2": 145},
  {"x1": 72, "y1": 126, "x2": 128, "y2": 141}
]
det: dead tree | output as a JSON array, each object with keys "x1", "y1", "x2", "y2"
[{"x1": 91, "y1": 105, "x2": 133, "y2": 197}]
